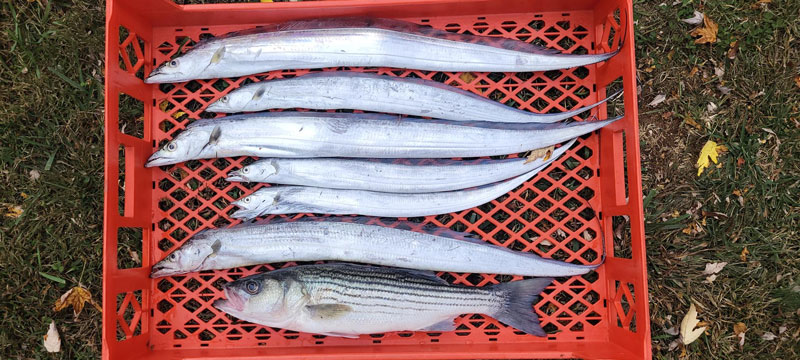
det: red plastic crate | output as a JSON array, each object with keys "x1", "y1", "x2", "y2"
[{"x1": 103, "y1": 0, "x2": 649, "y2": 358}]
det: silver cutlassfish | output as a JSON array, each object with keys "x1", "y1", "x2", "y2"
[
  {"x1": 146, "y1": 18, "x2": 618, "y2": 83},
  {"x1": 207, "y1": 72, "x2": 617, "y2": 123}
]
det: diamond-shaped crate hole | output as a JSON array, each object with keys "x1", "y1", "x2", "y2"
[
  {"x1": 116, "y1": 290, "x2": 143, "y2": 341},
  {"x1": 613, "y1": 281, "x2": 637, "y2": 332},
  {"x1": 118, "y1": 26, "x2": 145, "y2": 79}
]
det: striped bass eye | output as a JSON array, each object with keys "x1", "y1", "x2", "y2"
[
  {"x1": 241, "y1": 167, "x2": 250, "y2": 174},
  {"x1": 220, "y1": 96, "x2": 229, "y2": 103},
  {"x1": 244, "y1": 280, "x2": 261, "y2": 294},
  {"x1": 243, "y1": 196, "x2": 251, "y2": 204},
  {"x1": 169, "y1": 60, "x2": 178, "y2": 67},
  {"x1": 166, "y1": 143, "x2": 177, "y2": 152}
]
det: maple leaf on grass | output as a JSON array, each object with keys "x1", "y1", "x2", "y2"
[
  {"x1": 54, "y1": 285, "x2": 102, "y2": 318},
  {"x1": 696, "y1": 140, "x2": 727, "y2": 176},
  {"x1": 690, "y1": 16, "x2": 718, "y2": 44}
]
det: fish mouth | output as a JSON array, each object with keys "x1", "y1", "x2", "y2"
[
  {"x1": 230, "y1": 208, "x2": 258, "y2": 220},
  {"x1": 144, "y1": 68, "x2": 184, "y2": 84},
  {"x1": 150, "y1": 263, "x2": 181, "y2": 278},
  {"x1": 214, "y1": 286, "x2": 246, "y2": 312},
  {"x1": 145, "y1": 152, "x2": 176, "y2": 168},
  {"x1": 205, "y1": 101, "x2": 224, "y2": 113},
  {"x1": 226, "y1": 170, "x2": 245, "y2": 182}
]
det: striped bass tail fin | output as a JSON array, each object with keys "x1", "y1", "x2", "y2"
[{"x1": 491, "y1": 278, "x2": 553, "y2": 337}]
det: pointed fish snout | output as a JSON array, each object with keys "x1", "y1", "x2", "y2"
[{"x1": 226, "y1": 170, "x2": 244, "y2": 182}]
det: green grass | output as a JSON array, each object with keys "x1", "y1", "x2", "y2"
[{"x1": 0, "y1": 0, "x2": 798, "y2": 358}]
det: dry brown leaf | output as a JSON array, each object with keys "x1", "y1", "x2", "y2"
[
  {"x1": 29, "y1": 169, "x2": 41, "y2": 181},
  {"x1": 690, "y1": 16, "x2": 718, "y2": 44},
  {"x1": 43, "y1": 321, "x2": 60, "y2": 353},
  {"x1": 737, "y1": 157, "x2": 745, "y2": 167},
  {"x1": 751, "y1": 0, "x2": 771, "y2": 9},
  {"x1": 685, "y1": 116, "x2": 702, "y2": 130},
  {"x1": 525, "y1": 145, "x2": 554, "y2": 164},
  {"x1": 459, "y1": 72, "x2": 477, "y2": 84},
  {"x1": 680, "y1": 303, "x2": 707, "y2": 345},
  {"x1": 129, "y1": 249, "x2": 141, "y2": 264},
  {"x1": 740, "y1": 247, "x2": 749, "y2": 262},
  {"x1": 727, "y1": 40, "x2": 739, "y2": 59},
  {"x1": 794, "y1": 75, "x2": 800, "y2": 89},
  {"x1": 54, "y1": 286, "x2": 102, "y2": 318},
  {"x1": 689, "y1": 66, "x2": 699, "y2": 77},
  {"x1": 734, "y1": 322, "x2": 747, "y2": 348},
  {"x1": 703, "y1": 262, "x2": 727, "y2": 275},
  {"x1": 762, "y1": 331, "x2": 777, "y2": 341}
]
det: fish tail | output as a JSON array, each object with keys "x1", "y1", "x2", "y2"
[{"x1": 490, "y1": 278, "x2": 553, "y2": 337}]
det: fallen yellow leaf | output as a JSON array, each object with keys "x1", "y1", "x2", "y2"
[
  {"x1": 689, "y1": 66, "x2": 699, "y2": 77},
  {"x1": 795, "y1": 75, "x2": 800, "y2": 89},
  {"x1": 732, "y1": 189, "x2": 743, "y2": 197},
  {"x1": 690, "y1": 16, "x2": 718, "y2": 44},
  {"x1": 680, "y1": 303, "x2": 707, "y2": 345},
  {"x1": 20, "y1": 192, "x2": 29, "y2": 199},
  {"x1": 459, "y1": 72, "x2": 477, "y2": 84},
  {"x1": 525, "y1": 145, "x2": 554, "y2": 164},
  {"x1": 740, "y1": 247, "x2": 749, "y2": 262},
  {"x1": 54, "y1": 286, "x2": 102, "y2": 318},
  {"x1": 3, "y1": 203, "x2": 23, "y2": 218},
  {"x1": 696, "y1": 140, "x2": 727, "y2": 176}
]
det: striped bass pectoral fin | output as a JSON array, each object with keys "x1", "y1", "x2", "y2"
[
  {"x1": 419, "y1": 318, "x2": 457, "y2": 332},
  {"x1": 305, "y1": 304, "x2": 353, "y2": 320},
  {"x1": 489, "y1": 278, "x2": 553, "y2": 337}
]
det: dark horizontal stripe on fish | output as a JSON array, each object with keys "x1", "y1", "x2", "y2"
[
  {"x1": 304, "y1": 279, "x2": 497, "y2": 306},
  {"x1": 298, "y1": 267, "x2": 483, "y2": 291},
  {"x1": 300, "y1": 273, "x2": 489, "y2": 298},
  {"x1": 318, "y1": 294, "x2": 495, "y2": 312}
]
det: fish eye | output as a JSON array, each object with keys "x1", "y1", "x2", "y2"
[
  {"x1": 244, "y1": 280, "x2": 261, "y2": 294},
  {"x1": 243, "y1": 196, "x2": 251, "y2": 204},
  {"x1": 241, "y1": 167, "x2": 250, "y2": 174},
  {"x1": 166, "y1": 143, "x2": 177, "y2": 152},
  {"x1": 169, "y1": 60, "x2": 178, "y2": 67},
  {"x1": 221, "y1": 96, "x2": 229, "y2": 103},
  {"x1": 168, "y1": 253, "x2": 177, "y2": 261}
]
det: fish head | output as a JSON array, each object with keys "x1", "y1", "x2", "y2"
[
  {"x1": 226, "y1": 160, "x2": 277, "y2": 182},
  {"x1": 230, "y1": 188, "x2": 279, "y2": 219},
  {"x1": 150, "y1": 231, "x2": 217, "y2": 278},
  {"x1": 214, "y1": 273, "x2": 288, "y2": 320},
  {"x1": 145, "y1": 125, "x2": 217, "y2": 167},
  {"x1": 145, "y1": 44, "x2": 221, "y2": 84},
  {"x1": 206, "y1": 88, "x2": 258, "y2": 113}
]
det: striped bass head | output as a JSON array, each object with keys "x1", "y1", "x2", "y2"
[
  {"x1": 226, "y1": 160, "x2": 278, "y2": 182},
  {"x1": 145, "y1": 123, "x2": 221, "y2": 167},
  {"x1": 145, "y1": 42, "x2": 226, "y2": 84},
  {"x1": 214, "y1": 272, "x2": 302, "y2": 326},
  {"x1": 150, "y1": 231, "x2": 219, "y2": 278}
]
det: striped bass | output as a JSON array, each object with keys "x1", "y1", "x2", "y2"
[
  {"x1": 225, "y1": 138, "x2": 575, "y2": 193},
  {"x1": 231, "y1": 161, "x2": 553, "y2": 219},
  {"x1": 145, "y1": 18, "x2": 617, "y2": 84},
  {"x1": 144, "y1": 112, "x2": 619, "y2": 167},
  {"x1": 150, "y1": 218, "x2": 597, "y2": 278},
  {"x1": 213, "y1": 263, "x2": 553, "y2": 337},
  {"x1": 206, "y1": 72, "x2": 616, "y2": 124}
]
